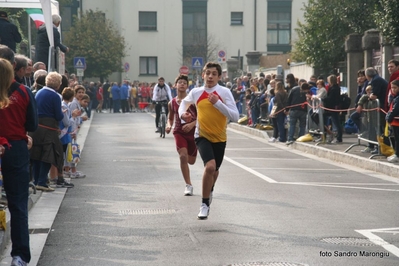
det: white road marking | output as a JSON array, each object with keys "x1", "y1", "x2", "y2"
[
  {"x1": 230, "y1": 157, "x2": 311, "y2": 160},
  {"x1": 252, "y1": 168, "x2": 347, "y2": 171},
  {"x1": 224, "y1": 156, "x2": 278, "y2": 183},
  {"x1": 279, "y1": 182, "x2": 399, "y2": 192},
  {"x1": 356, "y1": 228, "x2": 399, "y2": 258}
]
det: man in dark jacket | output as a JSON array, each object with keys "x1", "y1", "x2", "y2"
[
  {"x1": 0, "y1": 11, "x2": 22, "y2": 52},
  {"x1": 364, "y1": 67, "x2": 388, "y2": 153},
  {"x1": 35, "y1": 14, "x2": 69, "y2": 69},
  {"x1": 285, "y1": 80, "x2": 310, "y2": 144}
]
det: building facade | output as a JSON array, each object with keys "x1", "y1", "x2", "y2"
[{"x1": 63, "y1": 0, "x2": 307, "y2": 82}]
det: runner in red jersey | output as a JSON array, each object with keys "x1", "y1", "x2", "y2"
[{"x1": 166, "y1": 74, "x2": 197, "y2": 196}]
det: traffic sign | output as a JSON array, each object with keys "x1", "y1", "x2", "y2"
[
  {"x1": 74, "y1": 57, "x2": 85, "y2": 69},
  {"x1": 179, "y1": 65, "x2": 189, "y2": 75},
  {"x1": 76, "y1": 68, "x2": 84, "y2": 77},
  {"x1": 192, "y1": 57, "x2": 203, "y2": 69},
  {"x1": 218, "y1": 50, "x2": 226, "y2": 58},
  {"x1": 124, "y1": 62, "x2": 130, "y2": 72}
]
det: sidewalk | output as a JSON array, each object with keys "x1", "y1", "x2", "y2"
[
  {"x1": 228, "y1": 123, "x2": 399, "y2": 178},
  {"x1": 0, "y1": 114, "x2": 92, "y2": 266}
]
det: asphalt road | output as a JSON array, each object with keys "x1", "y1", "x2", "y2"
[{"x1": 36, "y1": 112, "x2": 399, "y2": 266}]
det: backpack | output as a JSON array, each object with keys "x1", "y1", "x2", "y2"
[
  {"x1": 340, "y1": 93, "x2": 351, "y2": 110},
  {"x1": 344, "y1": 118, "x2": 358, "y2": 134}
]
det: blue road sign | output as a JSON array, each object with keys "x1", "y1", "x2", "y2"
[
  {"x1": 74, "y1": 57, "x2": 85, "y2": 69},
  {"x1": 192, "y1": 57, "x2": 203, "y2": 69}
]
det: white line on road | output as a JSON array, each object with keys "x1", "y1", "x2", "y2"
[
  {"x1": 252, "y1": 168, "x2": 347, "y2": 171},
  {"x1": 356, "y1": 228, "x2": 399, "y2": 258},
  {"x1": 224, "y1": 156, "x2": 278, "y2": 183},
  {"x1": 278, "y1": 182, "x2": 399, "y2": 192},
  {"x1": 229, "y1": 157, "x2": 311, "y2": 160}
]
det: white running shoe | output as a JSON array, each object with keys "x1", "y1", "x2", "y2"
[
  {"x1": 197, "y1": 203, "x2": 210, "y2": 220},
  {"x1": 71, "y1": 171, "x2": 86, "y2": 178},
  {"x1": 184, "y1": 185, "x2": 193, "y2": 196},
  {"x1": 268, "y1": 137, "x2": 276, "y2": 143},
  {"x1": 11, "y1": 256, "x2": 27, "y2": 266},
  {"x1": 387, "y1": 154, "x2": 399, "y2": 163}
]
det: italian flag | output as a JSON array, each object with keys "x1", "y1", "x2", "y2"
[{"x1": 25, "y1": 8, "x2": 45, "y2": 28}]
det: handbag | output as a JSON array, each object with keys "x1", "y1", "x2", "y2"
[
  {"x1": 378, "y1": 123, "x2": 395, "y2": 157},
  {"x1": 71, "y1": 139, "x2": 81, "y2": 164},
  {"x1": 269, "y1": 105, "x2": 278, "y2": 118}
]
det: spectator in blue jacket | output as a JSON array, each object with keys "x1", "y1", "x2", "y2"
[
  {"x1": 111, "y1": 82, "x2": 121, "y2": 113},
  {"x1": 120, "y1": 80, "x2": 130, "y2": 113}
]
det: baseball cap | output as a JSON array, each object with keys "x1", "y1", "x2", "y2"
[{"x1": 0, "y1": 11, "x2": 8, "y2": 18}]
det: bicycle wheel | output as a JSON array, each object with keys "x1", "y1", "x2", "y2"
[{"x1": 160, "y1": 114, "x2": 166, "y2": 138}]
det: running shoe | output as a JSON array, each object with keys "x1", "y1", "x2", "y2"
[
  {"x1": 11, "y1": 256, "x2": 27, "y2": 266},
  {"x1": 35, "y1": 185, "x2": 55, "y2": 192},
  {"x1": 184, "y1": 185, "x2": 193, "y2": 196},
  {"x1": 71, "y1": 171, "x2": 86, "y2": 178},
  {"x1": 388, "y1": 154, "x2": 399, "y2": 163},
  {"x1": 56, "y1": 179, "x2": 75, "y2": 188},
  {"x1": 197, "y1": 203, "x2": 210, "y2": 220},
  {"x1": 268, "y1": 137, "x2": 276, "y2": 143}
]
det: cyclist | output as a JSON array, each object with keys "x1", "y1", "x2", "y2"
[
  {"x1": 152, "y1": 77, "x2": 172, "y2": 133},
  {"x1": 166, "y1": 74, "x2": 197, "y2": 196}
]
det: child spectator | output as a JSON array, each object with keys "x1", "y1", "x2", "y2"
[
  {"x1": 60, "y1": 87, "x2": 81, "y2": 182},
  {"x1": 350, "y1": 85, "x2": 372, "y2": 133}
]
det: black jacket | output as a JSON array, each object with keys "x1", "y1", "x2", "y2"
[
  {"x1": 35, "y1": 24, "x2": 68, "y2": 66},
  {"x1": 0, "y1": 18, "x2": 22, "y2": 52},
  {"x1": 323, "y1": 84, "x2": 341, "y2": 109},
  {"x1": 286, "y1": 86, "x2": 307, "y2": 112}
]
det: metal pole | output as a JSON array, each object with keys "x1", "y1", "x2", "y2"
[{"x1": 28, "y1": 13, "x2": 32, "y2": 59}]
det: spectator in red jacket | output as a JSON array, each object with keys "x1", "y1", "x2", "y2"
[{"x1": 0, "y1": 44, "x2": 38, "y2": 266}]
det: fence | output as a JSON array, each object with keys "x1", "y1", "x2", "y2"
[{"x1": 344, "y1": 99, "x2": 382, "y2": 159}]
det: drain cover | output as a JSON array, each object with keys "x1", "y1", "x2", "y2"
[
  {"x1": 29, "y1": 228, "x2": 50, "y2": 234},
  {"x1": 228, "y1": 263, "x2": 308, "y2": 266},
  {"x1": 119, "y1": 209, "x2": 177, "y2": 215},
  {"x1": 321, "y1": 237, "x2": 375, "y2": 246}
]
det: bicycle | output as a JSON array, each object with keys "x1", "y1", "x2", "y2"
[{"x1": 157, "y1": 101, "x2": 168, "y2": 138}]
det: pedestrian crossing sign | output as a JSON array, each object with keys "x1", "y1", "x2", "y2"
[
  {"x1": 192, "y1": 57, "x2": 203, "y2": 69},
  {"x1": 74, "y1": 57, "x2": 85, "y2": 69}
]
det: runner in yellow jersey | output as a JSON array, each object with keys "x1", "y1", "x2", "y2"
[{"x1": 178, "y1": 62, "x2": 239, "y2": 219}]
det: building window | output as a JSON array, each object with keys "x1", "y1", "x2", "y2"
[
  {"x1": 139, "y1": 57, "x2": 157, "y2": 75},
  {"x1": 231, "y1": 12, "x2": 243, "y2": 26},
  {"x1": 139, "y1": 11, "x2": 157, "y2": 31},
  {"x1": 183, "y1": 1, "x2": 207, "y2": 65},
  {"x1": 267, "y1": 1, "x2": 291, "y2": 52}
]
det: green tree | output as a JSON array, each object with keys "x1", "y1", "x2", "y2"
[
  {"x1": 64, "y1": 10, "x2": 127, "y2": 80},
  {"x1": 292, "y1": 0, "x2": 376, "y2": 73},
  {"x1": 374, "y1": 0, "x2": 399, "y2": 46}
]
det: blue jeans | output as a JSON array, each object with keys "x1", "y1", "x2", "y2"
[
  {"x1": 2, "y1": 140, "x2": 31, "y2": 263},
  {"x1": 113, "y1": 99, "x2": 121, "y2": 113},
  {"x1": 251, "y1": 106, "x2": 260, "y2": 125},
  {"x1": 288, "y1": 110, "x2": 307, "y2": 141},
  {"x1": 350, "y1": 111, "x2": 363, "y2": 132},
  {"x1": 325, "y1": 112, "x2": 343, "y2": 142},
  {"x1": 276, "y1": 112, "x2": 287, "y2": 142},
  {"x1": 32, "y1": 160, "x2": 51, "y2": 187}
]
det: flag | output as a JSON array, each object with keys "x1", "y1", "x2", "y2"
[{"x1": 25, "y1": 8, "x2": 45, "y2": 28}]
